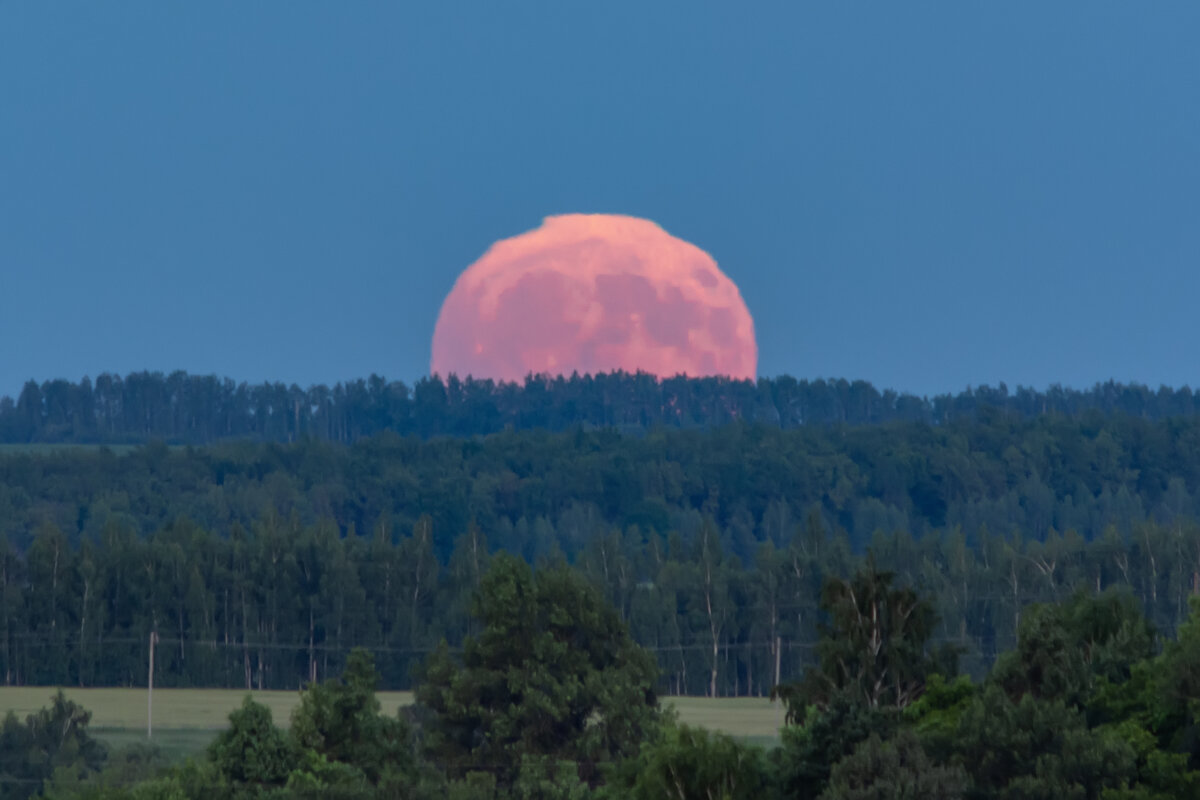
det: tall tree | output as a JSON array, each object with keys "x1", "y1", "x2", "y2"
[
  {"x1": 776, "y1": 562, "x2": 945, "y2": 720},
  {"x1": 417, "y1": 554, "x2": 662, "y2": 788}
]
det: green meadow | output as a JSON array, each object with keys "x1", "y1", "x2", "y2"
[
  {"x1": 0, "y1": 687, "x2": 785, "y2": 759},
  {"x1": 0, "y1": 443, "x2": 143, "y2": 455}
]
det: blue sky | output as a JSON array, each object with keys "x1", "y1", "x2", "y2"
[{"x1": 2, "y1": 2, "x2": 1197, "y2": 396}]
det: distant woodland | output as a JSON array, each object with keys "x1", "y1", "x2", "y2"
[
  {"x1": 7, "y1": 373, "x2": 1200, "y2": 799},
  {"x1": 15, "y1": 562, "x2": 1200, "y2": 799},
  {"x1": 3, "y1": 396, "x2": 1200, "y2": 693},
  {"x1": 2, "y1": 370, "x2": 1199, "y2": 443}
]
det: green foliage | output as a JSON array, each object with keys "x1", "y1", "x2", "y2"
[
  {"x1": 774, "y1": 692, "x2": 898, "y2": 799},
  {"x1": 603, "y1": 722, "x2": 771, "y2": 800},
  {"x1": 18, "y1": 561, "x2": 1200, "y2": 800},
  {"x1": 935, "y1": 595, "x2": 1200, "y2": 799},
  {"x1": 775, "y1": 563, "x2": 945, "y2": 723},
  {"x1": 821, "y1": 729, "x2": 968, "y2": 800},
  {"x1": 444, "y1": 771, "x2": 498, "y2": 800},
  {"x1": 0, "y1": 691, "x2": 107, "y2": 800},
  {"x1": 43, "y1": 743, "x2": 172, "y2": 800},
  {"x1": 902, "y1": 674, "x2": 976, "y2": 761},
  {"x1": 1098, "y1": 719, "x2": 1200, "y2": 800},
  {"x1": 1134, "y1": 596, "x2": 1200, "y2": 775},
  {"x1": 509, "y1": 755, "x2": 593, "y2": 800},
  {"x1": 209, "y1": 696, "x2": 298, "y2": 789},
  {"x1": 1065, "y1": 590, "x2": 1157, "y2": 685},
  {"x1": 1158, "y1": 597, "x2": 1200, "y2": 722},
  {"x1": 1089, "y1": 664, "x2": 1166, "y2": 734},
  {"x1": 278, "y1": 753, "x2": 375, "y2": 800},
  {"x1": 953, "y1": 684, "x2": 1136, "y2": 800},
  {"x1": 14, "y1": 372, "x2": 1199, "y2": 446},
  {"x1": 43, "y1": 652, "x2": 428, "y2": 800},
  {"x1": 417, "y1": 554, "x2": 662, "y2": 788},
  {"x1": 44, "y1": 760, "x2": 208, "y2": 800},
  {"x1": 290, "y1": 649, "x2": 415, "y2": 784},
  {"x1": 7, "y1": 408, "x2": 1200, "y2": 697},
  {"x1": 991, "y1": 603, "x2": 1093, "y2": 706},
  {"x1": 992, "y1": 591, "x2": 1156, "y2": 708}
]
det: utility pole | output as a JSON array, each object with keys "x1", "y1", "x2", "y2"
[
  {"x1": 773, "y1": 636, "x2": 782, "y2": 699},
  {"x1": 147, "y1": 631, "x2": 158, "y2": 739}
]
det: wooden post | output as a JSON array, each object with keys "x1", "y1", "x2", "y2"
[
  {"x1": 147, "y1": 632, "x2": 158, "y2": 739},
  {"x1": 774, "y1": 636, "x2": 782, "y2": 696}
]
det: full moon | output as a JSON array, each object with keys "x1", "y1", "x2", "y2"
[{"x1": 431, "y1": 214, "x2": 757, "y2": 382}]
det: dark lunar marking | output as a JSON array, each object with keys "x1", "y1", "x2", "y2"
[
  {"x1": 643, "y1": 285, "x2": 705, "y2": 350},
  {"x1": 593, "y1": 272, "x2": 659, "y2": 318},
  {"x1": 692, "y1": 267, "x2": 718, "y2": 288},
  {"x1": 591, "y1": 324, "x2": 632, "y2": 346},
  {"x1": 487, "y1": 270, "x2": 582, "y2": 374}
]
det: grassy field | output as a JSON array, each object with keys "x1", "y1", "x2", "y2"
[
  {"x1": 0, "y1": 443, "x2": 146, "y2": 455},
  {"x1": 665, "y1": 695, "x2": 786, "y2": 745},
  {"x1": 0, "y1": 687, "x2": 785, "y2": 758}
]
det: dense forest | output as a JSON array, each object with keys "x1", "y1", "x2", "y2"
[
  {"x1": 3, "y1": 370, "x2": 1199, "y2": 444},
  {"x1": 4, "y1": 376, "x2": 1200, "y2": 797},
  {"x1": 8, "y1": 557, "x2": 1200, "y2": 799},
  {"x1": 5, "y1": 413, "x2": 1200, "y2": 555},
  {"x1": 3, "y1": 409, "x2": 1200, "y2": 693},
  {"x1": 3, "y1": 507, "x2": 1200, "y2": 698}
]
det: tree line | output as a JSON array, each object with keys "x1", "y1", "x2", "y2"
[
  {"x1": 1, "y1": 410, "x2": 1200, "y2": 693},
  {"x1": 4, "y1": 412, "x2": 1200, "y2": 558},
  {"x1": 8, "y1": 556, "x2": 1200, "y2": 799},
  {"x1": 3, "y1": 506, "x2": 1200, "y2": 698},
  {"x1": 3, "y1": 370, "x2": 1199, "y2": 444}
]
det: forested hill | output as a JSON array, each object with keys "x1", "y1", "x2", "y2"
[
  {"x1": 2, "y1": 370, "x2": 1198, "y2": 444},
  {"x1": 3, "y1": 416, "x2": 1200, "y2": 692},
  {"x1": 3, "y1": 413, "x2": 1199, "y2": 558}
]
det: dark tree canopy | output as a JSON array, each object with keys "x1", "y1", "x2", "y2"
[
  {"x1": 0, "y1": 691, "x2": 107, "y2": 800},
  {"x1": 417, "y1": 554, "x2": 662, "y2": 788},
  {"x1": 3, "y1": 370, "x2": 1199, "y2": 445},
  {"x1": 774, "y1": 563, "x2": 947, "y2": 724},
  {"x1": 821, "y1": 730, "x2": 969, "y2": 800},
  {"x1": 13, "y1": 542, "x2": 1200, "y2": 800}
]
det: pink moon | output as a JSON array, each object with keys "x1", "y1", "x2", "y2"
[{"x1": 431, "y1": 214, "x2": 757, "y2": 382}]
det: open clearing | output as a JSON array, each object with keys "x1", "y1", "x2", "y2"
[
  {"x1": 0, "y1": 687, "x2": 785, "y2": 757},
  {"x1": 0, "y1": 443, "x2": 143, "y2": 455}
]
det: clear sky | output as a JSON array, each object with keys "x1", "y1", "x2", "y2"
[{"x1": 2, "y1": 2, "x2": 1197, "y2": 397}]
